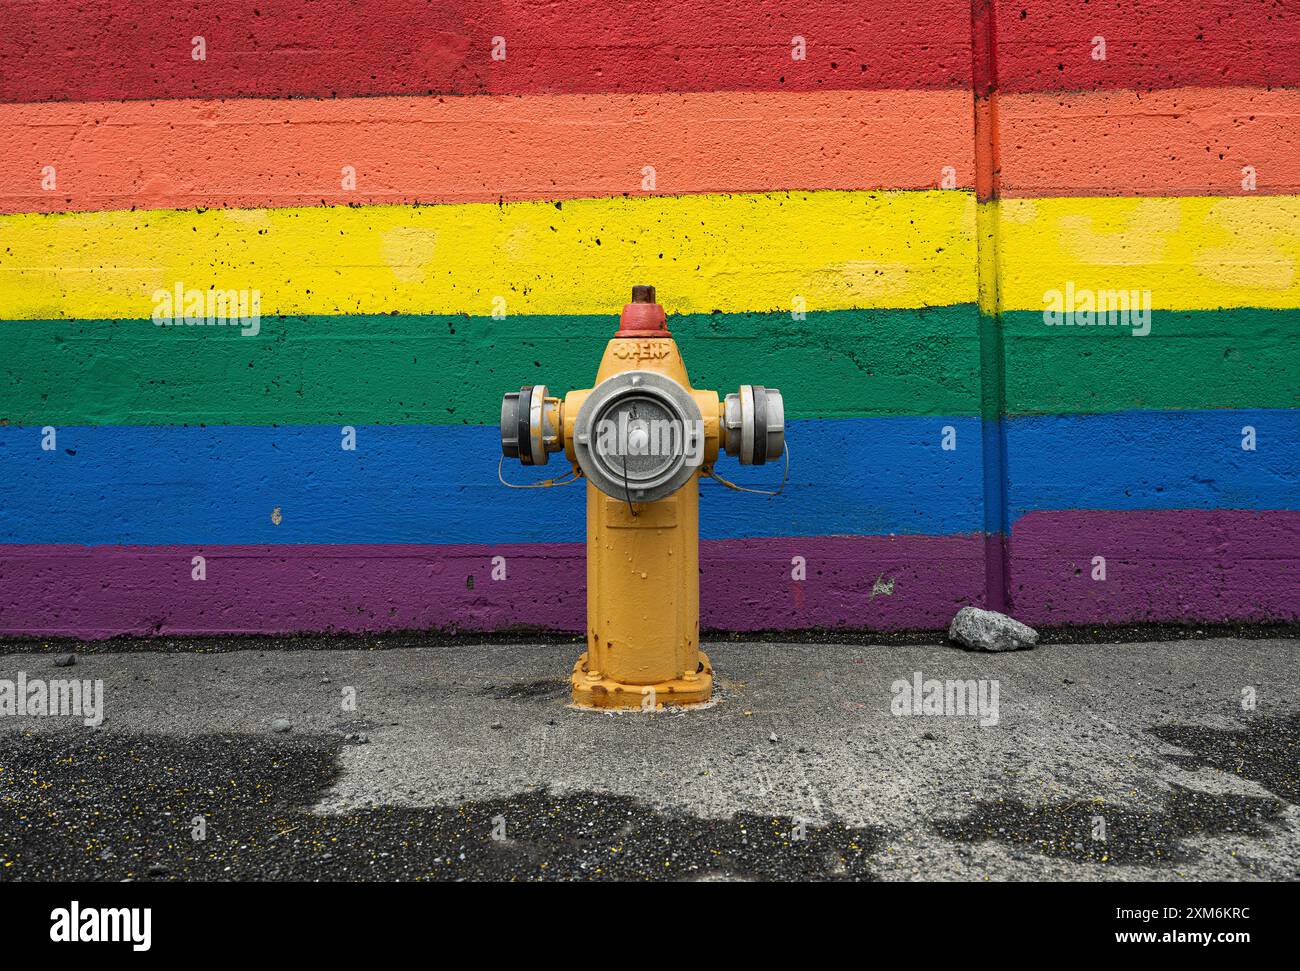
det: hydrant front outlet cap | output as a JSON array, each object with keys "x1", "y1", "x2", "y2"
[{"x1": 573, "y1": 370, "x2": 703, "y2": 503}]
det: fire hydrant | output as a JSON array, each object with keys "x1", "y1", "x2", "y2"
[{"x1": 499, "y1": 286, "x2": 785, "y2": 709}]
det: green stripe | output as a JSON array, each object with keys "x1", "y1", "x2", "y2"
[
  {"x1": 1002, "y1": 308, "x2": 1300, "y2": 415},
  {"x1": 6, "y1": 306, "x2": 1295, "y2": 426},
  {"x1": 1, "y1": 307, "x2": 981, "y2": 426}
]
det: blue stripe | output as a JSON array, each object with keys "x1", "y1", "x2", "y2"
[
  {"x1": 2, "y1": 410, "x2": 1294, "y2": 545},
  {"x1": 1004, "y1": 409, "x2": 1300, "y2": 517},
  {"x1": 0, "y1": 418, "x2": 985, "y2": 544}
]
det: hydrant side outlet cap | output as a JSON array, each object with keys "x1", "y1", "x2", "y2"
[
  {"x1": 500, "y1": 389, "x2": 524, "y2": 459},
  {"x1": 723, "y1": 386, "x2": 785, "y2": 465},
  {"x1": 501, "y1": 385, "x2": 549, "y2": 465}
]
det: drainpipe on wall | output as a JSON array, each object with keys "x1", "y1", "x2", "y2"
[{"x1": 971, "y1": 0, "x2": 1011, "y2": 613}]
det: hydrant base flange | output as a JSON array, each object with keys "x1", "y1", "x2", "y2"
[{"x1": 569, "y1": 651, "x2": 713, "y2": 710}]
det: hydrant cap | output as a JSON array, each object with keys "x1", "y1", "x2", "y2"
[{"x1": 616, "y1": 284, "x2": 671, "y2": 337}]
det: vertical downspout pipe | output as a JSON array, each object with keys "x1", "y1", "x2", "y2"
[{"x1": 971, "y1": 0, "x2": 1011, "y2": 612}]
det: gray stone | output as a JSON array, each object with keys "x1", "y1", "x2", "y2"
[
  {"x1": 948, "y1": 606, "x2": 1039, "y2": 652},
  {"x1": 270, "y1": 718, "x2": 292, "y2": 733},
  {"x1": 52, "y1": 653, "x2": 76, "y2": 667}
]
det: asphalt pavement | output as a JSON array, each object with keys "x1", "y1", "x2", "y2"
[{"x1": 0, "y1": 636, "x2": 1296, "y2": 881}]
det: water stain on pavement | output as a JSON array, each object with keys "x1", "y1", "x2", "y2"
[
  {"x1": 1150, "y1": 712, "x2": 1300, "y2": 805},
  {"x1": 933, "y1": 786, "x2": 1284, "y2": 866},
  {"x1": 933, "y1": 714, "x2": 1297, "y2": 866},
  {"x1": 0, "y1": 730, "x2": 884, "y2": 881}
]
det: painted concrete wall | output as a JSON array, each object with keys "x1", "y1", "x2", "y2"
[{"x1": 0, "y1": 0, "x2": 1296, "y2": 637}]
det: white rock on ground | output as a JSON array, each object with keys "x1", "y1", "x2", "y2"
[{"x1": 948, "y1": 606, "x2": 1039, "y2": 652}]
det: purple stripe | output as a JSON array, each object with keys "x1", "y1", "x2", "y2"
[
  {"x1": 2, "y1": 512, "x2": 1295, "y2": 640},
  {"x1": 1009, "y1": 510, "x2": 1300, "y2": 625},
  {"x1": 0, "y1": 536, "x2": 985, "y2": 639}
]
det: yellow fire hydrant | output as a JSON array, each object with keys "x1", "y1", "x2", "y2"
[{"x1": 500, "y1": 286, "x2": 785, "y2": 709}]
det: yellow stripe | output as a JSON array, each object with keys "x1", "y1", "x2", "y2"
[
  {"x1": 0, "y1": 191, "x2": 976, "y2": 319},
  {"x1": 996, "y1": 196, "x2": 1300, "y2": 312}
]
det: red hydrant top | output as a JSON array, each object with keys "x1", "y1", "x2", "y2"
[{"x1": 615, "y1": 284, "x2": 671, "y2": 337}]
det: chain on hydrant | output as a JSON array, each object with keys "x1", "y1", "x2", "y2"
[{"x1": 499, "y1": 285, "x2": 786, "y2": 709}]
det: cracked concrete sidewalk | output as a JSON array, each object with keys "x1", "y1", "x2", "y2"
[{"x1": 0, "y1": 636, "x2": 1296, "y2": 881}]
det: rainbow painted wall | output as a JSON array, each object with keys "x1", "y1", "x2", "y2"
[{"x1": 0, "y1": 0, "x2": 1297, "y2": 638}]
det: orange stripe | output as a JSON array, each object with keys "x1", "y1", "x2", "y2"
[
  {"x1": 0, "y1": 90, "x2": 971, "y2": 214},
  {"x1": 999, "y1": 87, "x2": 1300, "y2": 197}
]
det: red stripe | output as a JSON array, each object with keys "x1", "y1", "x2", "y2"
[
  {"x1": 9, "y1": 1, "x2": 1293, "y2": 104},
  {"x1": 0, "y1": 0, "x2": 972, "y2": 102},
  {"x1": 995, "y1": 0, "x2": 1300, "y2": 92},
  {"x1": 6, "y1": 1, "x2": 1295, "y2": 104}
]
